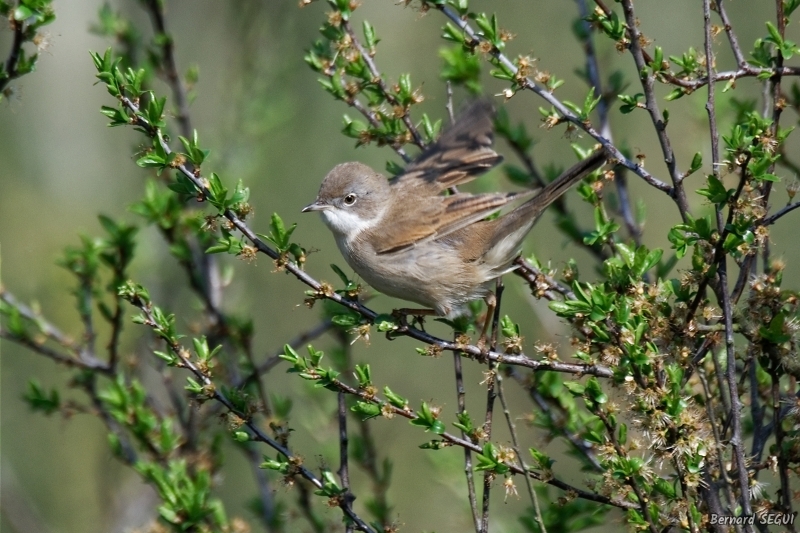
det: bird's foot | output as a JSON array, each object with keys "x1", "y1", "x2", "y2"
[
  {"x1": 475, "y1": 334, "x2": 490, "y2": 360},
  {"x1": 392, "y1": 308, "x2": 435, "y2": 332}
]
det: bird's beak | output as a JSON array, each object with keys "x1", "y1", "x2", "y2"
[{"x1": 302, "y1": 201, "x2": 328, "y2": 213}]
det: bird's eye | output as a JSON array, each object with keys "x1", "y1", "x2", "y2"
[{"x1": 343, "y1": 194, "x2": 357, "y2": 206}]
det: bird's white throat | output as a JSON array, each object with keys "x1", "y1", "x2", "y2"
[{"x1": 321, "y1": 207, "x2": 379, "y2": 240}]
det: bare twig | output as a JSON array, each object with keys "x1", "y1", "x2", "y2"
[
  {"x1": 0, "y1": 16, "x2": 26, "y2": 94},
  {"x1": 698, "y1": 368, "x2": 739, "y2": 525},
  {"x1": 1, "y1": 289, "x2": 110, "y2": 371},
  {"x1": 513, "y1": 257, "x2": 576, "y2": 300},
  {"x1": 142, "y1": 0, "x2": 193, "y2": 138},
  {"x1": 341, "y1": 20, "x2": 427, "y2": 149},
  {"x1": 507, "y1": 367, "x2": 603, "y2": 471},
  {"x1": 713, "y1": 276, "x2": 752, "y2": 521},
  {"x1": 761, "y1": 0, "x2": 788, "y2": 271},
  {"x1": 0, "y1": 329, "x2": 109, "y2": 371},
  {"x1": 496, "y1": 372, "x2": 543, "y2": 531},
  {"x1": 766, "y1": 347, "x2": 796, "y2": 528},
  {"x1": 478, "y1": 280, "x2": 503, "y2": 533},
  {"x1": 337, "y1": 391, "x2": 355, "y2": 533},
  {"x1": 716, "y1": 0, "x2": 746, "y2": 68},
  {"x1": 760, "y1": 200, "x2": 800, "y2": 226},
  {"x1": 1, "y1": 290, "x2": 79, "y2": 350},
  {"x1": 618, "y1": 0, "x2": 689, "y2": 222},
  {"x1": 453, "y1": 345, "x2": 481, "y2": 532}
]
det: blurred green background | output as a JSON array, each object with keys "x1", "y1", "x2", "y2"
[{"x1": 2, "y1": 1, "x2": 800, "y2": 532}]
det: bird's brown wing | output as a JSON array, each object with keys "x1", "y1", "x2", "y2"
[
  {"x1": 370, "y1": 191, "x2": 533, "y2": 255},
  {"x1": 390, "y1": 100, "x2": 503, "y2": 193}
]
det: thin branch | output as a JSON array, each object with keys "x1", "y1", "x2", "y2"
[
  {"x1": 337, "y1": 391, "x2": 355, "y2": 533},
  {"x1": 342, "y1": 20, "x2": 426, "y2": 149},
  {"x1": 0, "y1": 329, "x2": 110, "y2": 372},
  {"x1": 479, "y1": 281, "x2": 503, "y2": 533},
  {"x1": 0, "y1": 16, "x2": 26, "y2": 94},
  {"x1": 236, "y1": 319, "x2": 334, "y2": 389},
  {"x1": 713, "y1": 275, "x2": 752, "y2": 520},
  {"x1": 731, "y1": 255, "x2": 755, "y2": 305},
  {"x1": 106, "y1": 291, "x2": 124, "y2": 371},
  {"x1": 453, "y1": 345, "x2": 481, "y2": 533},
  {"x1": 142, "y1": 0, "x2": 193, "y2": 138},
  {"x1": 761, "y1": 0, "x2": 788, "y2": 271},
  {"x1": 653, "y1": 65, "x2": 800, "y2": 91},
  {"x1": 750, "y1": 359, "x2": 772, "y2": 463},
  {"x1": 766, "y1": 347, "x2": 796, "y2": 528},
  {"x1": 513, "y1": 258, "x2": 576, "y2": 300},
  {"x1": 697, "y1": 368, "x2": 739, "y2": 521},
  {"x1": 1, "y1": 290, "x2": 80, "y2": 350},
  {"x1": 507, "y1": 367, "x2": 603, "y2": 471},
  {"x1": 716, "y1": 0, "x2": 746, "y2": 68},
  {"x1": 618, "y1": 0, "x2": 689, "y2": 222},
  {"x1": 0, "y1": 289, "x2": 110, "y2": 372},
  {"x1": 496, "y1": 371, "x2": 543, "y2": 531},
  {"x1": 760, "y1": 200, "x2": 800, "y2": 226},
  {"x1": 347, "y1": 96, "x2": 411, "y2": 162},
  {"x1": 576, "y1": 0, "x2": 642, "y2": 247}
]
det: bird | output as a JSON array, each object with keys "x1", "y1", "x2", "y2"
[{"x1": 303, "y1": 100, "x2": 606, "y2": 345}]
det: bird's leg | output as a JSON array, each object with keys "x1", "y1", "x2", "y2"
[
  {"x1": 477, "y1": 292, "x2": 497, "y2": 353},
  {"x1": 393, "y1": 308, "x2": 437, "y2": 331}
]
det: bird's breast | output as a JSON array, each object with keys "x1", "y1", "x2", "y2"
[{"x1": 333, "y1": 234, "x2": 489, "y2": 317}]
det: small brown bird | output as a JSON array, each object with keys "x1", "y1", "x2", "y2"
[{"x1": 303, "y1": 101, "x2": 606, "y2": 343}]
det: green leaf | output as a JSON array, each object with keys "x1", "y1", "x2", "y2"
[
  {"x1": 13, "y1": 5, "x2": 33, "y2": 20},
  {"x1": 330, "y1": 264, "x2": 350, "y2": 286}
]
